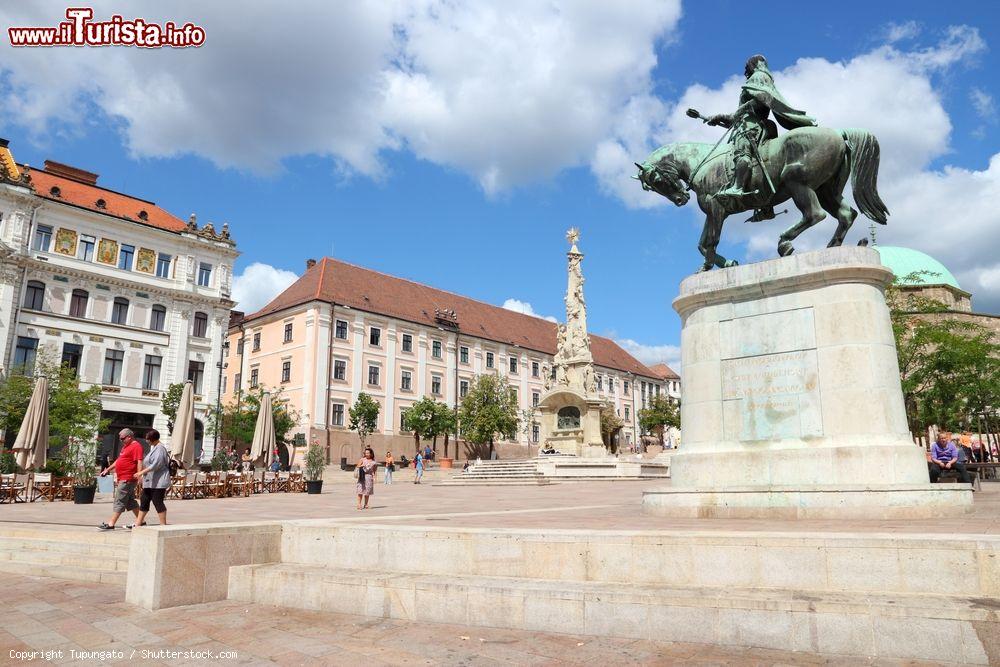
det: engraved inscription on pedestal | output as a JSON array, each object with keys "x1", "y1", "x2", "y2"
[{"x1": 722, "y1": 350, "x2": 823, "y2": 441}]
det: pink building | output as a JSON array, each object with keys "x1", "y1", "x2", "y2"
[{"x1": 222, "y1": 258, "x2": 673, "y2": 462}]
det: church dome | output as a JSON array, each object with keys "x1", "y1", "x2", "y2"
[{"x1": 875, "y1": 246, "x2": 961, "y2": 290}]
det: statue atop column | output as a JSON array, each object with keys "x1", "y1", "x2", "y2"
[{"x1": 553, "y1": 227, "x2": 595, "y2": 394}]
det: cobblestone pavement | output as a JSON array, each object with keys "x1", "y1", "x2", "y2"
[
  {"x1": 1, "y1": 472, "x2": 996, "y2": 535},
  {"x1": 0, "y1": 572, "x2": 957, "y2": 666}
]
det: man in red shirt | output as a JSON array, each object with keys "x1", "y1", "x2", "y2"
[{"x1": 98, "y1": 429, "x2": 144, "y2": 530}]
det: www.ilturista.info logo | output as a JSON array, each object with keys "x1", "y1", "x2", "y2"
[{"x1": 8, "y1": 8, "x2": 205, "y2": 48}]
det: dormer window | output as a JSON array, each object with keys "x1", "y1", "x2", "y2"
[
  {"x1": 138, "y1": 210, "x2": 148, "y2": 221},
  {"x1": 49, "y1": 186, "x2": 61, "y2": 197},
  {"x1": 95, "y1": 198, "x2": 106, "y2": 209}
]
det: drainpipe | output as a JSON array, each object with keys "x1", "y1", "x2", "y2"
[
  {"x1": 213, "y1": 340, "x2": 228, "y2": 457},
  {"x1": 5, "y1": 202, "x2": 41, "y2": 371},
  {"x1": 453, "y1": 332, "x2": 460, "y2": 461}
]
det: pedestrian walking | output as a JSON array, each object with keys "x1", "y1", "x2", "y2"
[
  {"x1": 97, "y1": 429, "x2": 143, "y2": 530},
  {"x1": 134, "y1": 430, "x2": 170, "y2": 527},
  {"x1": 384, "y1": 451, "x2": 394, "y2": 484},
  {"x1": 414, "y1": 449, "x2": 424, "y2": 484},
  {"x1": 356, "y1": 447, "x2": 378, "y2": 510}
]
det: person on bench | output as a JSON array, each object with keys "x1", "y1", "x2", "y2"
[{"x1": 929, "y1": 431, "x2": 971, "y2": 484}]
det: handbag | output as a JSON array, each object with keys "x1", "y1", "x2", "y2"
[{"x1": 355, "y1": 465, "x2": 364, "y2": 482}]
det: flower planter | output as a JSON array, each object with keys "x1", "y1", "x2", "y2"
[
  {"x1": 73, "y1": 484, "x2": 97, "y2": 504},
  {"x1": 305, "y1": 480, "x2": 323, "y2": 495},
  {"x1": 438, "y1": 457, "x2": 454, "y2": 469}
]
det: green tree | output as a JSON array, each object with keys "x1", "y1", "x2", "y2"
[
  {"x1": 432, "y1": 400, "x2": 458, "y2": 458},
  {"x1": 887, "y1": 272, "x2": 1000, "y2": 434},
  {"x1": 638, "y1": 395, "x2": 680, "y2": 446},
  {"x1": 160, "y1": 382, "x2": 185, "y2": 435},
  {"x1": 207, "y1": 386, "x2": 300, "y2": 454},
  {"x1": 458, "y1": 374, "x2": 519, "y2": 458},
  {"x1": 0, "y1": 372, "x2": 33, "y2": 438},
  {"x1": 402, "y1": 397, "x2": 457, "y2": 455},
  {"x1": 349, "y1": 392, "x2": 380, "y2": 449}
]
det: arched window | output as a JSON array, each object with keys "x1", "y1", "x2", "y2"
[
  {"x1": 111, "y1": 297, "x2": 129, "y2": 325},
  {"x1": 192, "y1": 311, "x2": 208, "y2": 338},
  {"x1": 22, "y1": 280, "x2": 45, "y2": 310},
  {"x1": 69, "y1": 289, "x2": 89, "y2": 318},
  {"x1": 557, "y1": 406, "x2": 581, "y2": 430},
  {"x1": 150, "y1": 304, "x2": 167, "y2": 332}
]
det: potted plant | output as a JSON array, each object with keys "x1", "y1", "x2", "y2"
[
  {"x1": 66, "y1": 438, "x2": 98, "y2": 504},
  {"x1": 304, "y1": 441, "x2": 325, "y2": 494}
]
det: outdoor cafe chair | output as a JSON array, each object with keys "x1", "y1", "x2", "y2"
[
  {"x1": 1, "y1": 473, "x2": 27, "y2": 503},
  {"x1": 262, "y1": 471, "x2": 278, "y2": 493},
  {"x1": 275, "y1": 471, "x2": 291, "y2": 493},
  {"x1": 229, "y1": 472, "x2": 252, "y2": 497},
  {"x1": 204, "y1": 472, "x2": 226, "y2": 499},
  {"x1": 168, "y1": 474, "x2": 186, "y2": 500},
  {"x1": 287, "y1": 471, "x2": 305, "y2": 493}
]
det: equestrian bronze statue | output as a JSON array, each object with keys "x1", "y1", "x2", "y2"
[{"x1": 635, "y1": 54, "x2": 889, "y2": 272}]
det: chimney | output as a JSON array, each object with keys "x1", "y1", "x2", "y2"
[
  {"x1": 305, "y1": 258, "x2": 317, "y2": 270},
  {"x1": 43, "y1": 160, "x2": 99, "y2": 186}
]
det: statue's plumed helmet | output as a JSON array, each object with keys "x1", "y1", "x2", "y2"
[{"x1": 745, "y1": 54, "x2": 767, "y2": 77}]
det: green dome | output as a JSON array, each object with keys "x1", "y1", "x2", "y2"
[{"x1": 876, "y1": 246, "x2": 962, "y2": 290}]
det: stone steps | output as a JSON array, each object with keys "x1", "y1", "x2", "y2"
[
  {"x1": 435, "y1": 459, "x2": 551, "y2": 486},
  {"x1": 0, "y1": 525, "x2": 130, "y2": 585},
  {"x1": 228, "y1": 562, "x2": 994, "y2": 664}
]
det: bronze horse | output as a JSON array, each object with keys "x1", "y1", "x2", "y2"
[{"x1": 636, "y1": 126, "x2": 889, "y2": 271}]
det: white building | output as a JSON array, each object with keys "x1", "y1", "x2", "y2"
[{"x1": 0, "y1": 141, "x2": 238, "y2": 462}]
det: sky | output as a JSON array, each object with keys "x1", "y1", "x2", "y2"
[{"x1": 0, "y1": 1, "x2": 997, "y2": 373}]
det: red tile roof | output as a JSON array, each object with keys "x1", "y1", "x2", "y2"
[
  {"x1": 649, "y1": 363, "x2": 680, "y2": 380},
  {"x1": 243, "y1": 257, "x2": 659, "y2": 378},
  {"x1": 26, "y1": 163, "x2": 188, "y2": 234}
]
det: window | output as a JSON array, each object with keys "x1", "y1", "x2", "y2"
[
  {"x1": 460, "y1": 346, "x2": 469, "y2": 364},
  {"x1": 118, "y1": 244, "x2": 134, "y2": 271},
  {"x1": 368, "y1": 365, "x2": 380, "y2": 386},
  {"x1": 102, "y1": 349, "x2": 124, "y2": 385},
  {"x1": 221, "y1": 375, "x2": 227, "y2": 394},
  {"x1": 142, "y1": 355, "x2": 162, "y2": 391},
  {"x1": 250, "y1": 368, "x2": 259, "y2": 388},
  {"x1": 331, "y1": 403, "x2": 345, "y2": 427},
  {"x1": 32, "y1": 224, "x2": 52, "y2": 252},
  {"x1": 532, "y1": 391, "x2": 540, "y2": 407},
  {"x1": 252, "y1": 332, "x2": 261, "y2": 351},
  {"x1": 460, "y1": 380, "x2": 469, "y2": 398},
  {"x1": 656, "y1": 384, "x2": 661, "y2": 396},
  {"x1": 509, "y1": 356, "x2": 518, "y2": 374},
  {"x1": 597, "y1": 376, "x2": 603, "y2": 392},
  {"x1": 400, "y1": 409, "x2": 410, "y2": 432},
  {"x1": 532, "y1": 423, "x2": 539, "y2": 443},
  {"x1": 432, "y1": 340, "x2": 442, "y2": 359},
  {"x1": 150, "y1": 305, "x2": 166, "y2": 331},
  {"x1": 431, "y1": 375, "x2": 441, "y2": 395},
  {"x1": 111, "y1": 297, "x2": 129, "y2": 325},
  {"x1": 193, "y1": 312, "x2": 208, "y2": 338},
  {"x1": 335, "y1": 319, "x2": 348, "y2": 339},
  {"x1": 402, "y1": 333, "x2": 412, "y2": 352},
  {"x1": 236, "y1": 338, "x2": 244, "y2": 355},
  {"x1": 333, "y1": 359, "x2": 346, "y2": 381},
  {"x1": 78, "y1": 235, "x2": 95, "y2": 262},
  {"x1": 61, "y1": 343, "x2": 83, "y2": 375},
  {"x1": 281, "y1": 361, "x2": 291, "y2": 383},
  {"x1": 234, "y1": 373, "x2": 242, "y2": 393},
  {"x1": 69, "y1": 289, "x2": 89, "y2": 318},
  {"x1": 187, "y1": 361, "x2": 205, "y2": 394},
  {"x1": 485, "y1": 352, "x2": 494, "y2": 368},
  {"x1": 283, "y1": 322, "x2": 293, "y2": 342},
  {"x1": 369, "y1": 327, "x2": 381, "y2": 346},
  {"x1": 197, "y1": 262, "x2": 212, "y2": 287},
  {"x1": 532, "y1": 361, "x2": 539, "y2": 378},
  {"x1": 509, "y1": 388, "x2": 517, "y2": 403},
  {"x1": 13, "y1": 337, "x2": 38, "y2": 373},
  {"x1": 22, "y1": 281, "x2": 44, "y2": 310},
  {"x1": 624, "y1": 406, "x2": 630, "y2": 420},
  {"x1": 401, "y1": 370, "x2": 412, "y2": 391},
  {"x1": 623, "y1": 380, "x2": 630, "y2": 396},
  {"x1": 156, "y1": 253, "x2": 171, "y2": 278}
]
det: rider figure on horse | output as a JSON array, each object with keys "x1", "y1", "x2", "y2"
[{"x1": 703, "y1": 55, "x2": 817, "y2": 221}]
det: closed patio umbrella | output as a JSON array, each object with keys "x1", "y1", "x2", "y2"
[
  {"x1": 170, "y1": 381, "x2": 196, "y2": 467},
  {"x1": 12, "y1": 377, "x2": 48, "y2": 470},
  {"x1": 250, "y1": 392, "x2": 276, "y2": 467}
]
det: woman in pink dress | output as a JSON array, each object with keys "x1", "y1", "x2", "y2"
[{"x1": 356, "y1": 447, "x2": 378, "y2": 510}]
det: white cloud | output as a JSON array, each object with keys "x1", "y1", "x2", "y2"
[
  {"x1": 232, "y1": 262, "x2": 299, "y2": 313},
  {"x1": 502, "y1": 298, "x2": 557, "y2": 323},
  {"x1": 614, "y1": 338, "x2": 680, "y2": 373},
  {"x1": 884, "y1": 21, "x2": 921, "y2": 44},
  {"x1": 0, "y1": 1, "x2": 681, "y2": 193},
  {"x1": 970, "y1": 87, "x2": 997, "y2": 120}
]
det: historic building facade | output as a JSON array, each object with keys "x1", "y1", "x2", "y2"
[
  {"x1": 223, "y1": 257, "x2": 673, "y2": 461},
  {"x1": 0, "y1": 141, "x2": 238, "y2": 461}
]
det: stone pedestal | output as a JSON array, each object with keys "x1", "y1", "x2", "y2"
[
  {"x1": 537, "y1": 389, "x2": 608, "y2": 458},
  {"x1": 642, "y1": 247, "x2": 972, "y2": 518}
]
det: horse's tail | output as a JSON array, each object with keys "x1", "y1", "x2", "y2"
[{"x1": 841, "y1": 128, "x2": 889, "y2": 224}]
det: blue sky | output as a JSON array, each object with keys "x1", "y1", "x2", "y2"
[{"x1": 0, "y1": 2, "x2": 997, "y2": 370}]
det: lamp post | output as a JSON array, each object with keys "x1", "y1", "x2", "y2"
[{"x1": 214, "y1": 340, "x2": 229, "y2": 456}]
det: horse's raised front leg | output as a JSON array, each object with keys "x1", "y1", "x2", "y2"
[{"x1": 778, "y1": 182, "x2": 826, "y2": 257}]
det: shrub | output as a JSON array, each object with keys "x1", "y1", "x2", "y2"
[{"x1": 304, "y1": 442, "x2": 325, "y2": 482}]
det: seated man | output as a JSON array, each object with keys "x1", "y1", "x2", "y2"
[{"x1": 928, "y1": 432, "x2": 971, "y2": 485}]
